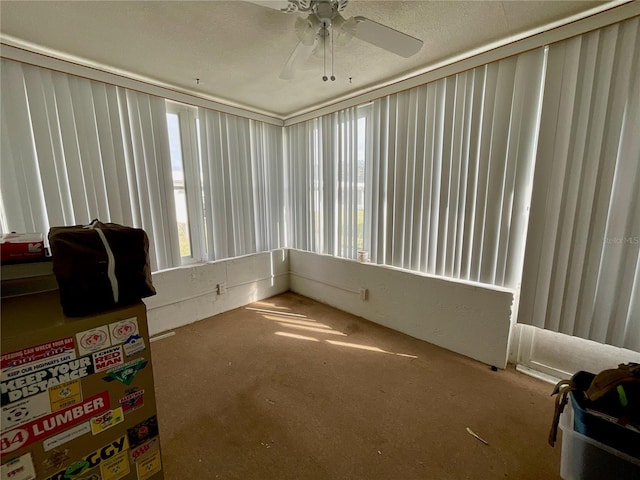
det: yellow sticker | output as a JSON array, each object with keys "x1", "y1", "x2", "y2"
[
  {"x1": 100, "y1": 449, "x2": 130, "y2": 480},
  {"x1": 44, "y1": 435, "x2": 129, "y2": 480},
  {"x1": 135, "y1": 450, "x2": 162, "y2": 480},
  {"x1": 49, "y1": 379, "x2": 82, "y2": 411},
  {"x1": 90, "y1": 407, "x2": 125, "y2": 435}
]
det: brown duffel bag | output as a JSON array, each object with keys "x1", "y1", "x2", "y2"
[{"x1": 49, "y1": 219, "x2": 156, "y2": 317}]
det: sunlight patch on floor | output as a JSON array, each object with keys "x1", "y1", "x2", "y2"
[
  {"x1": 274, "y1": 331, "x2": 320, "y2": 342},
  {"x1": 273, "y1": 332, "x2": 418, "y2": 358},
  {"x1": 278, "y1": 323, "x2": 347, "y2": 336},
  {"x1": 246, "y1": 307, "x2": 307, "y2": 318},
  {"x1": 261, "y1": 315, "x2": 326, "y2": 328},
  {"x1": 251, "y1": 301, "x2": 291, "y2": 311},
  {"x1": 263, "y1": 300, "x2": 418, "y2": 359},
  {"x1": 326, "y1": 340, "x2": 386, "y2": 353},
  {"x1": 326, "y1": 340, "x2": 418, "y2": 358}
]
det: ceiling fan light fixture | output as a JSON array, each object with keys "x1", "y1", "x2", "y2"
[
  {"x1": 295, "y1": 15, "x2": 320, "y2": 46},
  {"x1": 332, "y1": 14, "x2": 356, "y2": 46},
  {"x1": 260, "y1": 0, "x2": 423, "y2": 81}
]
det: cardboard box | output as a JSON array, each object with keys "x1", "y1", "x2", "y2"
[
  {"x1": 1, "y1": 292, "x2": 163, "y2": 480},
  {"x1": 0, "y1": 233, "x2": 45, "y2": 263}
]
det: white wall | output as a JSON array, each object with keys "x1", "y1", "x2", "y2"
[
  {"x1": 143, "y1": 248, "x2": 516, "y2": 368},
  {"x1": 144, "y1": 249, "x2": 289, "y2": 336},
  {"x1": 141, "y1": 248, "x2": 639, "y2": 375},
  {"x1": 288, "y1": 250, "x2": 514, "y2": 368}
]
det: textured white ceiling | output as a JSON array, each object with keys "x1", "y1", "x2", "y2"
[{"x1": 0, "y1": 1, "x2": 614, "y2": 118}]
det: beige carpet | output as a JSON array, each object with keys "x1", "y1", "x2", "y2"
[{"x1": 150, "y1": 292, "x2": 561, "y2": 479}]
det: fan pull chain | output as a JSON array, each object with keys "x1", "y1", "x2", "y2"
[
  {"x1": 330, "y1": 23, "x2": 335, "y2": 81},
  {"x1": 322, "y1": 22, "x2": 328, "y2": 81}
]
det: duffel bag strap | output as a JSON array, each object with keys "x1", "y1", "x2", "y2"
[
  {"x1": 87, "y1": 220, "x2": 119, "y2": 304},
  {"x1": 549, "y1": 379, "x2": 577, "y2": 447}
]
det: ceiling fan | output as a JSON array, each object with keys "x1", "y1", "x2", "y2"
[{"x1": 247, "y1": 0, "x2": 423, "y2": 81}]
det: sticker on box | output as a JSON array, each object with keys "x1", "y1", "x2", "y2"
[
  {"x1": 0, "y1": 427, "x2": 29, "y2": 458},
  {"x1": 76, "y1": 327, "x2": 111, "y2": 356},
  {"x1": 0, "y1": 337, "x2": 76, "y2": 376},
  {"x1": 130, "y1": 437, "x2": 159, "y2": 463},
  {"x1": 122, "y1": 335, "x2": 146, "y2": 358},
  {"x1": 135, "y1": 449, "x2": 161, "y2": 480},
  {"x1": 0, "y1": 337, "x2": 75, "y2": 369},
  {"x1": 43, "y1": 435, "x2": 128, "y2": 480},
  {"x1": 1, "y1": 356, "x2": 94, "y2": 405},
  {"x1": 118, "y1": 388, "x2": 144, "y2": 415},
  {"x1": 100, "y1": 449, "x2": 129, "y2": 480},
  {"x1": 1, "y1": 391, "x2": 51, "y2": 431},
  {"x1": 49, "y1": 379, "x2": 82, "y2": 412},
  {"x1": 41, "y1": 449, "x2": 71, "y2": 471},
  {"x1": 92, "y1": 346, "x2": 124, "y2": 373},
  {"x1": 1, "y1": 351, "x2": 77, "y2": 383},
  {"x1": 91, "y1": 407, "x2": 124, "y2": 435},
  {"x1": 102, "y1": 359, "x2": 147, "y2": 386},
  {"x1": 0, "y1": 391, "x2": 109, "y2": 457},
  {"x1": 53, "y1": 459, "x2": 92, "y2": 480},
  {"x1": 43, "y1": 422, "x2": 91, "y2": 452},
  {"x1": 109, "y1": 318, "x2": 139, "y2": 345},
  {"x1": 127, "y1": 415, "x2": 158, "y2": 449},
  {"x1": 0, "y1": 451, "x2": 36, "y2": 480}
]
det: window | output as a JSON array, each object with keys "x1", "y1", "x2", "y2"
[
  {"x1": 287, "y1": 105, "x2": 366, "y2": 259},
  {"x1": 357, "y1": 108, "x2": 369, "y2": 253},
  {"x1": 165, "y1": 102, "x2": 206, "y2": 263},
  {"x1": 166, "y1": 113, "x2": 190, "y2": 257}
]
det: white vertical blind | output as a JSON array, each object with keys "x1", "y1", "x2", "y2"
[
  {"x1": 198, "y1": 109, "x2": 285, "y2": 261},
  {"x1": 0, "y1": 59, "x2": 179, "y2": 270},
  {"x1": 286, "y1": 107, "x2": 361, "y2": 259},
  {"x1": 250, "y1": 120, "x2": 286, "y2": 252},
  {"x1": 285, "y1": 118, "x2": 318, "y2": 252},
  {"x1": 368, "y1": 49, "x2": 546, "y2": 288},
  {"x1": 519, "y1": 17, "x2": 640, "y2": 350}
]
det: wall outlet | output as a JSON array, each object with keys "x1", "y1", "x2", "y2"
[
  {"x1": 217, "y1": 282, "x2": 227, "y2": 295},
  {"x1": 359, "y1": 288, "x2": 368, "y2": 301}
]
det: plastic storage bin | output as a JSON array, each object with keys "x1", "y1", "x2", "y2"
[
  {"x1": 560, "y1": 397, "x2": 640, "y2": 480},
  {"x1": 570, "y1": 370, "x2": 640, "y2": 458}
]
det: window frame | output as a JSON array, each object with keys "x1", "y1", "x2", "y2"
[
  {"x1": 358, "y1": 103, "x2": 373, "y2": 257},
  {"x1": 166, "y1": 101, "x2": 206, "y2": 264}
]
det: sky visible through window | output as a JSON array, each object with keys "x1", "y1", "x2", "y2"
[{"x1": 166, "y1": 113, "x2": 191, "y2": 257}]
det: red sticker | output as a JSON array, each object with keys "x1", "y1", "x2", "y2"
[
  {"x1": 1, "y1": 338, "x2": 75, "y2": 370},
  {"x1": 92, "y1": 346, "x2": 124, "y2": 373},
  {"x1": 119, "y1": 388, "x2": 144, "y2": 414},
  {"x1": 0, "y1": 391, "x2": 110, "y2": 457},
  {"x1": 110, "y1": 319, "x2": 138, "y2": 344}
]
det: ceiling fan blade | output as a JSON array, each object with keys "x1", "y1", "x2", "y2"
[
  {"x1": 244, "y1": 1, "x2": 305, "y2": 13},
  {"x1": 280, "y1": 41, "x2": 316, "y2": 80},
  {"x1": 352, "y1": 16, "x2": 423, "y2": 58}
]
